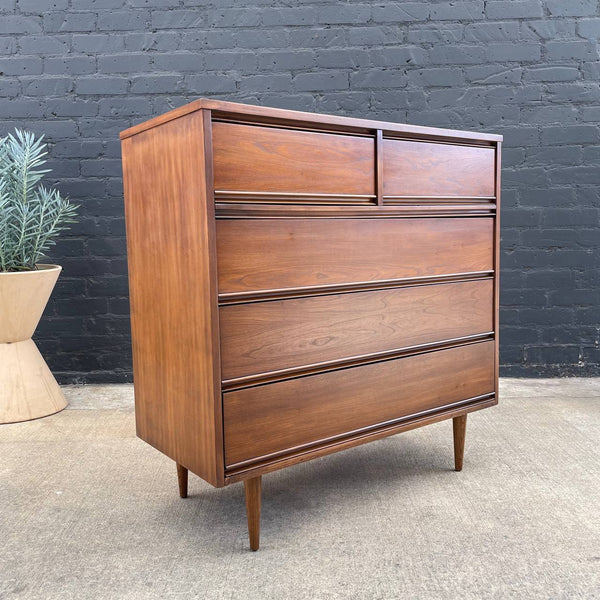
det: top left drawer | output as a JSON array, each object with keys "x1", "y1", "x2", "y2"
[{"x1": 212, "y1": 121, "x2": 375, "y2": 200}]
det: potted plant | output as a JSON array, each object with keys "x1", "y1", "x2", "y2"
[{"x1": 0, "y1": 130, "x2": 78, "y2": 423}]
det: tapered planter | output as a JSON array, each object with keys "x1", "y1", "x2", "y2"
[{"x1": 0, "y1": 265, "x2": 67, "y2": 424}]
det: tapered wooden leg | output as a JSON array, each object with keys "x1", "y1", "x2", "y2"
[
  {"x1": 453, "y1": 414, "x2": 467, "y2": 472},
  {"x1": 244, "y1": 476, "x2": 261, "y2": 551},
  {"x1": 176, "y1": 463, "x2": 188, "y2": 498}
]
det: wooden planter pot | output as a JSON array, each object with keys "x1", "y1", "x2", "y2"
[{"x1": 0, "y1": 264, "x2": 67, "y2": 424}]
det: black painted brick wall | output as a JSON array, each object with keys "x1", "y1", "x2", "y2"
[{"x1": 1, "y1": 0, "x2": 599, "y2": 382}]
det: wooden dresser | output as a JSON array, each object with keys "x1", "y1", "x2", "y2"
[{"x1": 120, "y1": 99, "x2": 501, "y2": 551}]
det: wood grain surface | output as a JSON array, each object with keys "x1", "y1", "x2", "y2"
[
  {"x1": 217, "y1": 217, "x2": 494, "y2": 296},
  {"x1": 213, "y1": 121, "x2": 375, "y2": 197},
  {"x1": 220, "y1": 279, "x2": 493, "y2": 381},
  {"x1": 121, "y1": 110, "x2": 224, "y2": 487},
  {"x1": 383, "y1": 139, "x2": 496, "y2": 198},
  {"x1": 225, "y1": 395, "x2": 496, "y2": 483},
  {"x1": 223, "y1": 341, "x2": 495, "y2": 467}
]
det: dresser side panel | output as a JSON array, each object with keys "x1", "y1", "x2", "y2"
[{"x1": 121, "y1": 111, "x2": 223, "y2": 487}]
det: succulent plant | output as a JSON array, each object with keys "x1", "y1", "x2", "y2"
[{"x1": 0, "y1": 129, "x2": 78, "y2": 272}]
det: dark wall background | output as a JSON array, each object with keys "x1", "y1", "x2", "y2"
[{"x1": 1, "y1": 0, "x2": 599, "y2": 382}]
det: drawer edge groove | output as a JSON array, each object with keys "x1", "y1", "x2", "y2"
[
  {"x1": 383, "y1": 195, "x2": 496, "y2": 202},
  {"x1": 221, "y1": 334, "x2": 494, "y2": 392},
  {"x1": 215, "y1": 203, "x2": 496, "y2": 218},
  {"x1": 218, "y1": 271, "x2": 494, "y2": 305},
  {"x1": 215, "y1": 190, "x2": 377, "y2": 204},
  {"x1": 224, "y1": 393, "x2": 497, "y2": 480}
]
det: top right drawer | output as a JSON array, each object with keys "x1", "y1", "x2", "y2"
[{"x1": 382, "y1": 139, "x2": 496, "y2": 199}]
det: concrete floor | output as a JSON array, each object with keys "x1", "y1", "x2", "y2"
[{"x1": 1, "y1": 379, "x2": 599, "y2": 600}]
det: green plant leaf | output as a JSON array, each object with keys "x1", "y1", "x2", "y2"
[{"x1": 0, "y1": 129, "x2": 78, "y2": 271}]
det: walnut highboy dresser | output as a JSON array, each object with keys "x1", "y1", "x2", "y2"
[{"x1": 120, "y1": 99, "x2": 501, "y2": 551}]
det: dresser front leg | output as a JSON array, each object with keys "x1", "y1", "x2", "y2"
[
  {"x1": 453, "y1": 414, "x2": 467, "y2": 472},
  {"x1": 176, "y1": 463, "x2": 188, "y2": 498},
  {"x1": 244, "y1": 476, "x2": 262, "y2": 551}
]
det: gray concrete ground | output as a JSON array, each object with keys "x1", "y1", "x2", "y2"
[{"x1": 1, "y1": 379, "x2": 599, "y2": 600}]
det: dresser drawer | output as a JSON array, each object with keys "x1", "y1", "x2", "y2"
[
  {"x1": 383, "y1": 139, "x2": 495, "y2": 198},
  {"x1": 212, "y1": 122, "x2": 375, "y2": 200},
  {"x1": 223, "y1": 341, "x2": 495, "y2": 467},
  {"x1": 220, "y1": 279, "x2": 493, "y2": 382},
  {"x1": 217, "y1": 218, "x2": 493, "y2": 296}
]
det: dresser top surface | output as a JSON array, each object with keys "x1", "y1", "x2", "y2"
[{"x1": 119, "y1": 97, "x2": 503, "y2": 144}]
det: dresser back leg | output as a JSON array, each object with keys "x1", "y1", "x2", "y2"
[
  {"x1": 244, "y1": 476, "x2": 262, "y2": 551},
  {"x1": 176, "y1": 463, "x2": 188, "y2": 498},
  {"x1": 453, "y1": 414, "x2": 467, "y2": 471}
]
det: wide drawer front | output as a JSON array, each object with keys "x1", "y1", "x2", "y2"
[
  {"x1": 216, "y1": 218, "x2": 493, "y2": 296},
  {"x1": 212, "y1": 122, "x2": 375, "y2": 200},
  {"x1": 382, "y1": 139, "x2": 496, "y2": 198},
  {"x1": 223, "y1": 341, "x2": 495, "y2": 467},
  {"x1": 220, "y1": 279, "x2": 493, "y2": 382}
]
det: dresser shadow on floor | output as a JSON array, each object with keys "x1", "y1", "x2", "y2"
[{"x1": 158, "y1": 432, "x2": 456, "y2": 552}]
